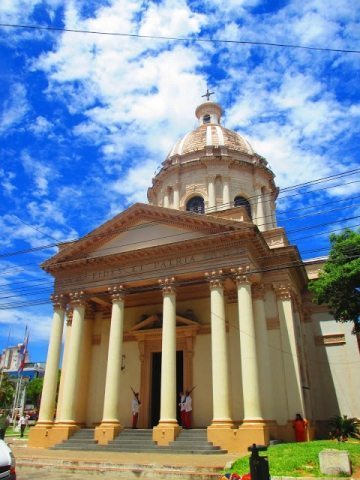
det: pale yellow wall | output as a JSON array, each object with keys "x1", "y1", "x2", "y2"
[
  {"x1": 309, "y1": 312, "x2": 360, "y2": 420},
  {"x1": 118, "y1": 341, "x2": 141, "y2": 427},
  {"x1": 192, "y1": 333, "x2": 212, "y2": 426},
  {"x1": 75, "y1": 315, "x2": 93, "y2": 423},
  {"x1": 86, "y1": 314, "x2": 108, "y2": 425},
  {"x1": 226, "y1": 303, "x2": 244, "y2": 422},
  {"x1": 264, "y1": 288, "x2": 289, "y2": 424}
]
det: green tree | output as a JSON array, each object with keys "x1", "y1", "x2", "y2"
[
  {"x1": 26, "y1": 377, "x2": 44, "y2": 409},
  {"x1": 309, "y1": 228, "x2": 360, "y2": 333},
  {"x1": 0, "y1": 373, "x2": 15, "y2": 408}
]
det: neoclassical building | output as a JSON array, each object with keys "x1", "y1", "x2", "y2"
[{"x1": 29, "y1": 99, "x2": 360, "y2": 452}]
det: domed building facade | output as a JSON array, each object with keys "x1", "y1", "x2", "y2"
[{"x1": 29, "y1": 100, "x2": 360, "y2": 452}]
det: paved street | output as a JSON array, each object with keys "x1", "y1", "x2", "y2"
[{"x1": 17, "y1": 467, "x2": 101, "y2": 479}]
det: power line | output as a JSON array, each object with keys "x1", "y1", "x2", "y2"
[
  {"x1": 1, "y1": 169, "x2": 359, "y2": 260},
  {"x1": 0, "y1": 226, "x2": 359, "y2": 306},
  {"x1": 1, "y1": 23, "x2": 360, "y2": 54},
  {"x1": 1, "y1": 251, "x2": 359, "y2": 310}
]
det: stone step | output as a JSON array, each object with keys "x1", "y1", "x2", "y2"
[{"x1": 52, "y1": 427, "x2": 227, "y2": 454}]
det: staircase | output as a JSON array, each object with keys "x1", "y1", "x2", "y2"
[{"x1": 53, "y1": 428, "x2": 227, "y2": 454}]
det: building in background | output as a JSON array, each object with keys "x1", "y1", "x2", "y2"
[
  {"x1": 29, "y1": 99, "x2": 360, "y2": 452},
  {"x1": 0, "y1": 345, "x2": 30, "y2": 375}
]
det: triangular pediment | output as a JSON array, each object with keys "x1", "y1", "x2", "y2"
[
  {"x1": 87, "y1": 220, "x2": 206, "y2": 257},
  {"x1": 42, "y1": 203, "x2": 247, "y2": 268},
  {"x1": 129, "y1": 313, "x2": 200, "y2": 332}
]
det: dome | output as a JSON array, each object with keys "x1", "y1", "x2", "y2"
[
  {"x1": 167, "y1": 100, "x2": 254, "y2": 158},
  {"x1": 167, "y1": 124, "x2": 254, "y2": 158},
  {"x1": 147, "y1": 97, "x2": 277, "y2": 233}
]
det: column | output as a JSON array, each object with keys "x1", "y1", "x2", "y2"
[
  {"x1": 37, "y1": 295, "x2": 66, "y2": 424},
  {"x1": 263, "y1": 188, "x2": 272, "y2": 230},
  {"x1": 102, "y1": 286, "x2": 125, "y2": 421},
  {"x1": 163, "y1": 190, "x2": 170, "y2": 208},
  {"x1": 95, "y1": 286, "x2": 125, "y2": 444},
  {"x1": 206, "y1": 270, "x2": 232, "y2": 425},
  {"x1": 58, "y1": 291, "x2": 86, "y2": 424},
  {"x1": 153, "y1": 277, "x2": 180, "y2": 445},
  {"x1": 256, "y1": 188, "x2": 266, "y2": 232},
  {"x1": 207, "y1": 176, "x2": 216, "y2": 212},
  {"x1": 173, "y1": 183, "x2": 180, "y2": 209},
  {"x1": 252, "y1": 284, "x2": 274, "y2": 421},
  {"x1": 274, "y1": 283, "x2": 305, "y2": 418},
  {"x1": 233, "y1": 267, "x2": 263, "y2": 420},
  {"x1": 55, "y1": 308, "x2": 73, "y2": 421},
  {"x1": 222, "y1": 177, "x2": 230, "y2": 209}
]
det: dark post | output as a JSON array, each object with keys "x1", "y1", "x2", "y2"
[{"x1": 248, "y1": 443, "x2": 270, "y2": 480}]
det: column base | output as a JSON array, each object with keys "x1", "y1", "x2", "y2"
[
  {"x1": 29, "y1": 422, "x2": 80, "y2": 448},
  {"x1": 153, "y1": 421, "x2": 181, "y2": 446},
  {"x1": 207, "y1": 423, "x2": 236, "y2": 453},
  {"x1": 94, "y1": 422, "x2": 123, "y2": 445},
  {"x1": 237, "y1": 419, "x2": 270, "y2": 451},
  {"x1": 49, "y1": 422, "x2": 80, "y2": 446},
  {"x1": 28, "y1": 422, "x2": 54, "y2": 448}
]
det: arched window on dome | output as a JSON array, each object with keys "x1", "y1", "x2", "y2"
[
  {"x1": 203, "y1": 114, "x2": 211, "y2": 124},
  {"x1": 234, "y1": 196, "x2": 252, "y2": 219},
  {"x1": 186, "y1": 196, "x2": 205, "y2": 214}
]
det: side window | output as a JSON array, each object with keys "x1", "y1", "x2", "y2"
[
  {"x1": 234, "y1": 196, "x2": 252, "y2": 219},
  {"x1": 203, "y1": 114, "x2": 211, "y2": 124},
  {"x1": 186, "y1": 196, "x2": 205, "y2": 214}
]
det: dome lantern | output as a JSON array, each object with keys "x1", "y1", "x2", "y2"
[{"x1": 195, "y1": 101, "x2": 223, "y2": 126}]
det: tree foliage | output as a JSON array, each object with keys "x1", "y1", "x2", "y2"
[
  {"x1": 26, "y1": 377, "x2": 44, "y2": 409},
  {"x1": 0, "y1": 373, "x2": 15, "y2": 408},
  {"x1": 309, "y1": 228, "x2": 360, "y2": 333}
]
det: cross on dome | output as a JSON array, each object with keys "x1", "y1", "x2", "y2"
[{"x1": 202, "y1": 88, "x2": 214, "y2": 101}]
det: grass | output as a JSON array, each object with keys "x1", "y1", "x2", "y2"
[
  {"x1": 229, "y1": 440, "x2": 360, "y2": 477},
  {"x1": 4, "y1": 426, "x2": 29, "y2": 438}
]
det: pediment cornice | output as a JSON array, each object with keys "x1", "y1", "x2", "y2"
[{"x1": 42, "y1": 203, "x2": 253, "y2": 270}]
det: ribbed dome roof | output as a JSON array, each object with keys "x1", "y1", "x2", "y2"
[{"x1": 167, "y1": 124, "x2": 254, "y2": 158}]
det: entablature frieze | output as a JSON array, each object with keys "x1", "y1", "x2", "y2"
[{"x1": 51, "y1": 236, "x2": 254, "y2": 293}]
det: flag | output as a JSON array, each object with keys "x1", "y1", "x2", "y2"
[{"x1": 18, "y1": 326, "x2": 29, "y2": 374}]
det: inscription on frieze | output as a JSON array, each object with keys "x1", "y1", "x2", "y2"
[{"x1": 56, "y1": 246, "x2": 244, "y2": 292}]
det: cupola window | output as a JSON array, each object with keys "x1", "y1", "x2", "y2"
[
  {"x1": 186, "y1": 196, "x2": 205, "y2": 214},
  {"x1": 203, "y1": 114, "x2": 211, "y2": 124},
  {"x1": 234, "y1": 196, "x2": 252, "y2": 219}
]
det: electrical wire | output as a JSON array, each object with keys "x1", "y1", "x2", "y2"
[{"x1": 1, "y1": 22, "x2": 360, "y2": 54}]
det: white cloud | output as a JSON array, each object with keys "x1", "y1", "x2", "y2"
[
  {"x1": 29, "y1": 116, "x2": 53, "y2": 135},
  {"x1": 0, "y1": 169, "x2": 17, "y2": 196},
  {"x1": 20, "y1": 151, "x2": 55, "y2": 197},
  {"x1": 0, "y1": 83, "x2": 28, "y2": 133}
]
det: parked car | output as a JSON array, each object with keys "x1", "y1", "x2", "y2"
[{"x1": 0, "y1": 440, "x2": 16, "y2": 479}]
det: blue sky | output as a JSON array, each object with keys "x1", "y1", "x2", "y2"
[{"x1": 0, "y1": 0, "x2": 359, "y2": 362}]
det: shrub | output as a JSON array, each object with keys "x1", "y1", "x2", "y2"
[{"x1": 329, "y1": 415, "x2": 360, "y2": 442}]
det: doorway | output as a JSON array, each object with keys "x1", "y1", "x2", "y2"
[{"x1": 150, "y1": 350, "x2": 184, "y2": 427}]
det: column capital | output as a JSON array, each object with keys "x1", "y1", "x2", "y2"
[
  {"x1": 69, "y1": 291, "x2": 86, "y2": 306},
  {"x1": 51, "y1": 294, "x2": 66, "y2": 310},
  {"x1": 205, "y1": 269, "x2": 224, "y2": 289},
  {"x1": 159, "y1": 277, "x2": 176, "y2": 295},
  {"x1": 108, "y1": 285, "x2": 125, "y2": 302},
  {"x1": 231, "y1": 265, "x2": 252, "y2": 285},
  {"x1": 252, "y1": 283, "x2": 265, "y2": 300},
  {"x1": 273, "y1": 282, "x2": 292, "y2": 300}
]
